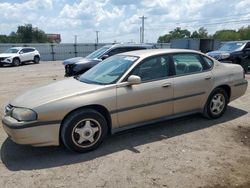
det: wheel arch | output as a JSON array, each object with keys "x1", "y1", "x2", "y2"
[
  {"x1": 13, "y1": 56, "x2": 21, "y2": 62},
  {"x1": 215, "y1": 84, "x2": 231, "y2": 101},
  {"x1": 60, "y1": 105, "x2": 112, "y2": 142}
]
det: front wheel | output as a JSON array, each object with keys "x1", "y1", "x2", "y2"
[
  {"x1": 61, "y1": 109, "x2": 108, "y2": 153},
  {"x1": 203, "y1": 88, "x2": 228, "y2": 119},
  {"x1": 12, "y1": 58, "x2": 20, "y2": 66}
]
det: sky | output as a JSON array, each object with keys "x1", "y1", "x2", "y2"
[{"x1": 0, "y1": 0, "x2": 250, "y2": 43}]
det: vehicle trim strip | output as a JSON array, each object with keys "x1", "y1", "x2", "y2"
[
  {"x1": 234, "y1": 80, "x2": 248, "y2": 87},
  {"x1": 2, "y1": 119, "x2": 61, "y2": 130},
  {"x1": 110, "y1": 92, "x2": 205, "y2": 114}
]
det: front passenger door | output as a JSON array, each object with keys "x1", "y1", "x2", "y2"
[
  {"x1": 19, "y1": 49, "x2": 30, "y2": 62},
  {"x1": 116, "y1": 55, "x2": 174, "y2": 127}
]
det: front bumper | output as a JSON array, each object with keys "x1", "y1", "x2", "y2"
[
  {"x1": 2, "y1": 116, "x2": 60, "y2": 147},
  {"x1": 0, "y1": 59, "x2": 13, "y2": 65}
]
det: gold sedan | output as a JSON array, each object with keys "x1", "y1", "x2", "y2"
[{"x1": 2, "y1": 49, "x2": 248, "y2": 153}]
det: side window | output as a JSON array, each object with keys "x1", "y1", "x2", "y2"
[
  {"x1": 129, "y1": 47, "x2": 146, "y2": 51},
  {"x1": 20, "y1": 49, "x2": 27, "y2": 53},
  {"x1": 173, "y1": 54, "x2": 203, "y2": 75},
  {"x1": 131, "y1": 55, "x2": 169, "y2": 82},
  {"x1": 22, "y1": 48, "x2": 31, "y2": 53},
  {"x1": 203, "y1": 56, "x2": 213, "y2": 69},
  {"x1": 107, "y1": 48, "x2": 127, "y2": 56},
  {"x1": 244, "y1": 42, "x2": 250, "y2": 49},
  {"x1": 27, "y1": 48, "x2": 35, "y2": 52}
]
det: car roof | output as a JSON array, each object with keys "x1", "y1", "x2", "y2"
[
  {"x1": 10, "y1": 47, "x2": 36, "y2": 50},
  {"x1": 120, "y1": 49, "x2": 204, "y2": 58},
  {"x1": 103, "y1": 43, "x2": 155, "y2": 49},
  {"x1": 224, "y1": 40, "x2": 250, "y2": 43}
]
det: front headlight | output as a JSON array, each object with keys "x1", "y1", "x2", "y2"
[
  {"x1": 220, "y1": 53, "x2": 230, "y2": 59},
  {"x1": 11, "y1": 108, "x2": 37, "y2": 121},
  {"x1": 6, "y1": 58, "x2": 11, "y2": 62}
]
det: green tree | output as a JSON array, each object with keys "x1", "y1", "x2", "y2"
[
  {"x1": 32, "y1": 27, "x2": 49, "y2": 43},
  {"x1": 0, "y1": 24, "x2": 51, "y2": 43},
  {"x1": 213, "y1": 29, "x2": 240, "y2": 41},
  {"x1": 17, "y1": 24, "x2": 33, "y2": 43},
  {"x1": 238, "y1": 26, "x2": 250, "y2": 40},
  {"x1": 191, "y1": 27, "x2": 209, "y2": 38},
  {"x1": 157, "y1": 27, "x2": 191, "y2": 43}
]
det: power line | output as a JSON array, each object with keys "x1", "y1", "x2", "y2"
[{"x1": 145, "y1": 19, "x2": 250, "y2": 31}]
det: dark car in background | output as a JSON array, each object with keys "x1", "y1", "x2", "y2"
[
  {"x1": 207, "y1": 40, "x2": 250, "y2": 73},
  {"x1": 63, "y1": 43, "x2": 156, "y2": 77}
]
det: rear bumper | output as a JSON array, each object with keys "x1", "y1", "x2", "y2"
[
  {"x1": 230, "y1": 80, "x2": 248, "y2": 101},
  {"x1": 2, "y1": 116, "x2": 60, "y2": 147}
]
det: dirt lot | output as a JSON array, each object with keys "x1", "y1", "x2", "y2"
[{"x1": 0, "y1": 61, "x2": 249, "y2": 188}]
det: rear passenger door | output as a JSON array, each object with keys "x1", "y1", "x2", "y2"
[{"x1": 171, "y1": 53, "x2": 214, "y2": 114}]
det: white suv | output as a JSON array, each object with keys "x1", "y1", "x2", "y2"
[{"x1": 0, "y1": 47, "x2": 40, "y2": 67}]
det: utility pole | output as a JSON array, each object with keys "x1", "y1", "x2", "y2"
[
  {"x1": 139, "y1": 15, "x2": 147, "y2": 43},
  {"x1": 74, "y1": 35, "x2": 78, "y2": 57},
  {"x1": 95, "y1": 31, "x2": 99, "y2": 44},
  {"x1": 74, "y1": 35, "x2": 77, "y2": 44},
  {"x1": 140, "y1": 27, "x2": 142, "y2": 43}
]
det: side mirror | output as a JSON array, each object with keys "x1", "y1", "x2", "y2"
[
  {"x1": 244, "y1": 47, "x2": 250, "y2": 51},
  {"x1": 19, "y1": 51, "x2": 24, "y2": 54},
  {"x1": 101, "y1": 54, "x2": 109, "y2": 60},
  {"x1": 127, "y1": 75, "x2": 141, "y2": 85}
]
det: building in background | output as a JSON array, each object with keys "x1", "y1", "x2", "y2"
[{"x1": 46, "y1": 33, "x2": 61, "y2": 43}]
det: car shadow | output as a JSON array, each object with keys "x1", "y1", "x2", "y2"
[
  {"x1": 0, "y1": 62, "x2": 37, "y2": 68},
  {"x1": 0, "y1": 106, "x2": 247, "y2": 171}
]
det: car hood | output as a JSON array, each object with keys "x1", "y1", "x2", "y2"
[
  {"x1": 63, "y1": 57, "x2": 101, "y2": 65},
  {"x1": 207, "y1": 50, "x2": 231, "y2": 60},
  {"x1": 207, "y1": 51, "x2": 229, "y2": 55},
  {"x1": 0, "y1": 53, "x2": 15, "y2": 58},
  {"x1": 10, "y1": 78, "x2": 104, "y2": 109}
]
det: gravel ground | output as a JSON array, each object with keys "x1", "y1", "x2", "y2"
[{"x1": 0, "y1": 61, "x2": 249, "y2": 188}]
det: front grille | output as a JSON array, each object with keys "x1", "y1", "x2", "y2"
[{"x1": 0, "y1": 58, "x2": 5, "y2": 62}]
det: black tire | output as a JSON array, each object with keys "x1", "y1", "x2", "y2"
[
  {"x1": 203, "y1": 88, "x2": 229, "y2": 119},
  {"x1": 33, "y1": 56, "x2": 40, "y2": 64},
  {"x1": 61, "y1": 109, "x2": 108, "y2": 153},
  {"x1": 12, "y1": 58, "x2": 20, "y2": 66}
]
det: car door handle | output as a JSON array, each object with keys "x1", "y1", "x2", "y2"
[
  {"x1": 205, "y1": 76, "x2": 212, "y2": 80},
  {"x1": 162, "y1": 83, "x2": 171, "y2": 87}
]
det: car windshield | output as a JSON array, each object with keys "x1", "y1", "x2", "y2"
[
  {"x1": 79, "y1": 55, "x2": 138, "y2": 85},
  {"x1": 5, "y1": 48, "x2": 19, "y2": 53},
  {"x1": 86, "y1": 46, "x2": 110, "y2": 59},
  {"x1": 218, "y1": 42, "x2": 246, "y2": 52}
]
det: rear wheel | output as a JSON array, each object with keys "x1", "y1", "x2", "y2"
[
  {"x1": 33, "y1": 56, "x2": 40, "y2": 64},
  {"x1": 12, "y1": 58, "x2": 20, "y2": 66},
  {"x1": 61, "y1": 109, "x2": 108, "y2": 153},
  {"x1": 203, "y1": 88, "x2": 228, "y2": 119}
]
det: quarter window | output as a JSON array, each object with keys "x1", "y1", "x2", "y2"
[
  {"x1": 173, "y1": 54, "x2": 203, "y2": 75},
  {"x1": 131, "y1": 55, "x2": 169, "y2": 82}
]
